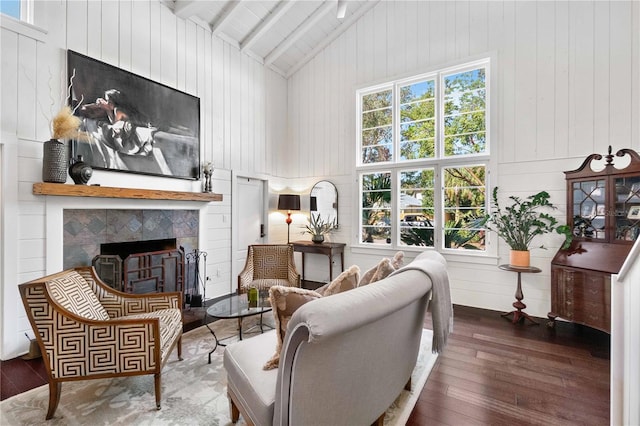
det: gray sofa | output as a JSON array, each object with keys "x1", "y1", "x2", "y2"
[{"x1": 223, "y1": 251, "x2": 451, "y2": 426}]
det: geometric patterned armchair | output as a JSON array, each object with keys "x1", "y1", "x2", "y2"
[
  {"x1": 237, "y1": 244, "x2": 300, "y2": 294},
  {"x1": 18, "y1": 266, "x2": 183, "y2": 420}
]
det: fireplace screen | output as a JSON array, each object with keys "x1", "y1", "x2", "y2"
[{"x1": 92, "y1": 239, "x2": 184, "y2": 294}]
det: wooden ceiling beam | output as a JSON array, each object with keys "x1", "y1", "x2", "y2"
[
  {"x1": 264, "y1": 0, "x2": 334, "y2": 66},
  {"x1": 241, "y1": 0, "x2": 296, "y2": 53},
  {"x1": 172, "y1": 0, "x2": 212, "y2": 19},
  {"x1": 210, "y1": 1, "x2": 243, "y2": 35}
]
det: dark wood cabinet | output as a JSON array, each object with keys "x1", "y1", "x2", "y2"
[{"x1": 549, "y1": 147, "x2": 640, "y2": 333}]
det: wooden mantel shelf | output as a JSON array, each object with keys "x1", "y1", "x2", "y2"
[{"x1": 33, "y1": 182, "x2": 223, "y2": 202}]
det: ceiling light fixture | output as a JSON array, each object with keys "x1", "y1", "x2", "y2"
[{"x1": 337, "y1": 0, "x2": 347, "y2": 19}]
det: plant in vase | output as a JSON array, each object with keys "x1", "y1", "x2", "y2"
[
  {"x1": 482, "y1": 187, "x2": 559, "y2": 267},
  {"x1": 304, "y1": 213, "x2": 336, "y2": 244}
]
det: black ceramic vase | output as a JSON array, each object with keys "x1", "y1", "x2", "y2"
[
  {"x1": 312, "y1": 234, "x2": 324, "y2": 244},
  {"x1": 69, "y1": 155, "x2": 93, "y2": 185},
  {"x1": 42, "y1": 139, "x2": 68, "y2": 183}
]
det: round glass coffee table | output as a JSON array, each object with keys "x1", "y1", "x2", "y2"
[{"x1": 205, "y1": 292, "x2": 272, "y2": 364}]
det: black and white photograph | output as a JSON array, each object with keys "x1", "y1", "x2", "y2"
[{"x1": 68, "y1": 50, "x2": 200, "y2": 180}]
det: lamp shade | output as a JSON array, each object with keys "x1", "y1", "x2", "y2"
[{"x1": 278, "y1": 194, "x2": 301, "y2": 211}]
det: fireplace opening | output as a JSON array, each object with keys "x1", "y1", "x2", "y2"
[
  {"x1": 93, "y1": 238, "x2": 184, "y2": 295},
  {"x1": 100, "y1": 238, "x2": 177, "y2": 260}
]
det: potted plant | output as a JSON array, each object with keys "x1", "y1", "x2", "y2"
[
  {"x1": 482, "y1": 187, "x2": 559, "y2": 267},
  {"x1": 304, "y1": 213, "x2": 336, "y2": 244}
]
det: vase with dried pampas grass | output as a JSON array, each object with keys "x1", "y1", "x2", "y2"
[
  {"x1": 41, "y1": 67, "x2": 87, "y2": 183},
  {"x1": 42, "y1": 105, "x2": 82, "y2": 183}
]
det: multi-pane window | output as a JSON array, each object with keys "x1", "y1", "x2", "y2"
[{"x1": 357, "y1": 60, "x2": 491, "y2": 252}]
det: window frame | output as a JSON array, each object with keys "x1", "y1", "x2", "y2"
[
  {"x1": 355, "y1": 57, "x2": 496, "y2": 259},
  {"x1": 1, "y1": 0, "x2": 45, "y2": 42}
]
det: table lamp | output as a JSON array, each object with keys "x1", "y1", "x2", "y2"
[{"x1": 278, "y1": 194, "x2": 300, "y2": 243}]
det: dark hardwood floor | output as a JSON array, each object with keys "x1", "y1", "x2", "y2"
[
  {"x1": 2, "y1": 305, "x2": 610, "y2": 425},
  {"x1": 408, "y1": 305, "x2": 610, "y2": 425}
]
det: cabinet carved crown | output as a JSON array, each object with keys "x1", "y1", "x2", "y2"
[{"x1": 564, "y1": 146, "x2": 640, "y2": 246}]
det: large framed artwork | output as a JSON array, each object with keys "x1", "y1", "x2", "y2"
[{"x1": 68, "y1": 50, "x2": 200, "y2": 180}]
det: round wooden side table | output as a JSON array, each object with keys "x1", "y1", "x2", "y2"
[{"x1": 498, "y1": 264, "x2": 541, "y2": 325}]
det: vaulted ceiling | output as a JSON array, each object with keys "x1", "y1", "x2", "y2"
[{"x1": 165, "y1": 0, "x2": 379, "y2": 78}]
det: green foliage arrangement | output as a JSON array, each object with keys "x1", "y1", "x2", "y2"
[
  {"x1": 304, "y1": 213, "x2": 336, "y2": 237},
  {"x1": 482, "y1": 187, "x2": 558, "y2": 251},
  {"x1": 555, "y1": 224, "x2": 574, "y2": 250}
]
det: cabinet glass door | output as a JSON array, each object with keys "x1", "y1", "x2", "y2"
[
  {"x1": 572, "y1": 179, "x2": 606, "y2": 239},
  {"x1": 614, "y1": 176, "x2": 640, "y2": 241}
]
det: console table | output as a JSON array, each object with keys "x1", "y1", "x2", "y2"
[
  {"x1": 499, "y1": 264, "x2": 541, "y2": 325},
  {"x1": 291, "y1": 241, "x2": 346, "y2": 282}
]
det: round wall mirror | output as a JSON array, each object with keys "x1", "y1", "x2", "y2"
[{"x1": 310, "y1": 180, "x2": 338, "y2": 228}]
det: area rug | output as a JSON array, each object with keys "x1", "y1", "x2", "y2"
[{"x1": 0, "y1": 317, "x2": 437, "y2": 425}]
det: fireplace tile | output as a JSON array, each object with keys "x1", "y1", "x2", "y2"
[
  {"x1": 64, "y1": 243, "x2": 100, "y2": 269},
  {"x1": 63, "y1": 210, "x2": 107, "y2": 245},
  {"x1": 143, "y1": 210, "x2": 175, "y2": 240},
  {"x1": 173, "y1": 210, "x2": 199, "y2": 238},
  {"x1": 107, "y1": 210, "x2": 143, "y2": 242},
  {"x1": 64, "y1": 209, "x2": 199, "y2": 272}
]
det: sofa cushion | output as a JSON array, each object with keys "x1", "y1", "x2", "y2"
[
  {"x1": 263, "y1": 286, "x2": 322, "y2": 370},
  {"x1": 47, "y1": 271, "x2": 110, "y2": 321},
  {"x1": 124, "y1": 308, "x2": 183, "y2": 362},
  {"x1": 225, "y1": 331, "x2": 279, "y2": 425}
]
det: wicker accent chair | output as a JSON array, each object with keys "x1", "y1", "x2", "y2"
[
  {"x1": 237, "y1": 244, "x2": 301, "y2": 294},
  {"x1": 18, "y1": 266, "x2": 183, "y2": 420}
]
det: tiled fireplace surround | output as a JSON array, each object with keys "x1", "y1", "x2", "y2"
[{"x1": 63, "y1": 209, "x2": 199, "y2": 269}]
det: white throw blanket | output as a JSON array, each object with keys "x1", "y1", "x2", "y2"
[{"x1": 390, "y1": 250, "x2": 453, "y2": 353}]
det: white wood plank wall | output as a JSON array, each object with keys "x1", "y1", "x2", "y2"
[
  {"x1": 0, "y1": 0, "x2": 286, "y2": 359},
  {"x1": 285, "y1": 1, "x2": 640, "y2": 316},
  {"x1": 1, "y1": 0, "x2": 640, "y2": 358}
]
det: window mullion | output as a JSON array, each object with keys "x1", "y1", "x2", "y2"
[
  {"x1": 436, "y1": 72, "x2": 444, "y2": 159},
  {"x1": 435, "y1": 167, "x2": 443, "y2": 250},
  {"x1": 392, "y1": 84, "x2": 400, "y2": 246},
  {"x1": 392, "y1": 170, "x2": 399, "y2": 247},
  {"x1": 435, "y1": 73, "x2": 444, "y2": 249}
]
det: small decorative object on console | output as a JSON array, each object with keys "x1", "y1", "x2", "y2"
[{"x1": 304, "y1": 213, "x2": 336, "y2": 244}]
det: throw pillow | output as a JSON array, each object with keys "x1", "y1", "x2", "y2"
[
  {"x1": 314, "y1": 282, "x2": 329, "y2": 295},
  {"x1": 391, "y1": 251, "x2": 405, "y2": 269},
  {"x1": 357, "y1": 262, "x2": 378, "y2": 287},
  {"x1": 358, "y1": 253, "x2": 401, "y2": 287},
  {"x1": 321, "y1": 265, "x2": 360, "y2": 297},
  {"x1": 370, "y1": 258, "x2": 395, "y2": 283},
  {"x1": 263, "y1": 286, "x2": 323, "y2": 370}
]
